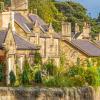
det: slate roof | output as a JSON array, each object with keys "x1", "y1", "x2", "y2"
[
  {"x1": 13, "y1": 32, "x2": 39, "y2": 50},
  {"x1": 14, "y1": 13, "x2": 60, "y2": 39},
  {"x1": 64, "y1": 39, "x2": 100, "y2": 57},
  {"x1": 14, "y1": 12, "x2": 33, "y2": 33},
  {"x1": 28, "y1": 14, "x2": 46, "y2": 26},
  {"x1": 0, "y1": 30, "x2": 7, "y2": 49},
  {"x1": 28, "y1": 14, "x2": 49, "y2": 32}
]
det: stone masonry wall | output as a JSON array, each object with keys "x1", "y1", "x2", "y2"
[{"x1": 0, "y1": 87, "x2": 100, "y2": 100}]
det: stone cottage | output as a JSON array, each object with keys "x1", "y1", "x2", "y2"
[
  {"x1": 60, "y1": 22, "x2": 100, "y2": 65},
  {"x1": 0, "y1": 0, "x2": 60, "y2": 84}
]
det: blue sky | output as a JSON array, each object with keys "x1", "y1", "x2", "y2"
[
  {"x1": 75, "y1": 0, "x2": 100, "y2": 18},
  {"x1": 58, "y1": 0, "x2": 100, "y2": 18}
]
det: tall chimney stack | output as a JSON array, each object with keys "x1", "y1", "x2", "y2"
[
  {"x1": 82, "y1": 22, "x2": 91, "y2": 39},
  {"x1": 62, "y1": 22, "x2": 71, "y2": 40}
]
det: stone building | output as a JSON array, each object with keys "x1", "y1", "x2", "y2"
[
  {"x1": 60, "y1": 22, "x2": 100, "y2": 65},
  {"x1": 0, "y1": 0, "x2": 60, "y2": 84}
]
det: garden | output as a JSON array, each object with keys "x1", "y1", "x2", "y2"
[{"x1": 0, "y1": 52, "x2": 100, "y2": 88}]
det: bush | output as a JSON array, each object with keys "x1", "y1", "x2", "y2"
[
  {"x1": 44, "y1": 59, "x2": 56, "y2": 76},
  {"x1": 84, "y1": 67, "x2": 99, "y2": 86},
  {"x1": 16, "y1": 65, "x2": 22, "y2": 86},
  {"x1": 34, "y1": 70, "x2": 42, "y2": 84},
  {"x1": 22, "y1": 70, "x2": 29, "y2": 85},
  {"x1": 34, "y1": 51, "x2": 42, "y2": 65},
  {"x1": 67, "y1": 66, "x2": 85, "y2": 77},
  {"x1": 70, "y1": 75, "x2": 85, "y2": 87},
  {"x1": 22, "y1": 58, "x2": 32, "y2": 84},
  {"x1": 44, "y1": 76, "x2": 75, "y2": 87},
  {"x1": 9, "y1": 71, "x2": 16, "y2": 86},
  {"x1": 0, "y1": 64, "x2": 4, "y2": 82}
]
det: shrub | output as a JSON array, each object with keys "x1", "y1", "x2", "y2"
[
  {"x1": 22, "y1": 70, "x2": 29, "y2": 85},
  {"x1": 16, "y1": 65, "x2": 22, "y2": 86},
  {"x1": 9, "y1": 71, "x2": 16, "y2": 86},
  {"x1": 44, "y1": 59, "x2": 56, "y2": 76},
  {"x1": 67, "y1": 66, "x2": 85, "y2": 77},
  {"x1": 84, "y1": 67, "x2": 99, "y2": 86},
  {"x1": 44, "y1": 76, "x2": 75, "y2": 87},
  {"x1": 66, "y1": 66, "x2": 86, "y2": 87},
  {"x1": 0, "y1": 64, "x2": 3, "y2": 82},
  {"x1": 34, "y1": 51, "x2": 42, "y2": 65},
  {"x1": 70, "y1": 75, "x2": 85, "y2": 87},
  {"x1": 23, "y1": 58, "x2": 32, "y2": 82},
  {"x1": 34, "y1": 70, "x2": 42, "y2": 84},
  {"x1": 86, "y1": 59, "x2": 92, "y2": 67}
]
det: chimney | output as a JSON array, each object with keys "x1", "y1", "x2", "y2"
[
  {"x1": 2, "y1": 10, "x2": 16, "y2": 31},
  {"x1": 82, "y1": 22, "x2": 91, "y2": 39},
  {"x1": 33, "y1": 9, "x2": 37, "y2": 15},
  {"x1": 11, "y1": 11, "x2": 15, "y2": 31},
  {"x1": 33, "y1": 20, "x2": 40, "y2": 45},
  {"x1": 0, "y1": 2, "x2": 4, "y2": 12},
  {"x1": 2, "y1": 11, "x2": 10, "y2": 29},
  {"x1": 48, "y1": 23, "x2": 54, "y2": 34},
  {"x1": 11, "y1": 0, "x2": 28, "y2": 11},
  {"x1": 62, "y1": 22, "x2": 71, "y2": 40},
  {"x1": 97, "y1": 33, "x2": 100, "y2": 40},
  {"x1": 75, "y1": 23, "x2": 80, "y2": 34}
]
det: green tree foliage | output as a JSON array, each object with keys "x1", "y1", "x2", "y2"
[
  {"x1": 9, "y1": 70, "x2": 16, "y2": 86},
  {"x1": 16, "y1": 65, "x2": 22, "y2": 86},
  {"x1": 22, "y1": 58, "x2": 31, "y2": 85},
  {"x1": 29, "y1": 0, "x2": 65, "y2": 32},
  {"x1": 22, "y1": 70, "x2": 29, "y2": 85},
  {"x1": 44, "y1": 59, "x2": 56, "y2": 76},
  {"x1": 55, "y1": 1, "x2": 90, "y2": 31},
  {"x1": 97, "y1": 13, "x2": 100, "y2": 22},
  {"x1": 0, "y1": 64, "x2": 3, "y2": 82},
  {"x1": 84, "y1": 67, "x2": 99, "y2": 86},
  {"x1": 4, "y1": 0, "x2": 11, "y2": 7},
  {"x1": 34, "y1": 51, "x2": 42, "y2": 65},
  {"x1": 90, "y1": 18, "x2": 100, "y2": 39},
  {"x1": 34, "y1": 70, "x2": 42, "y2": 84}
]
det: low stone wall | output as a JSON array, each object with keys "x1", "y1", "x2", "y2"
[{"x1": 0, "y1": 87, "x2": 100, "y2": 100}]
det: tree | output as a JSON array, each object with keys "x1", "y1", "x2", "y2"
[
  {"x1": 21, "y1": 58, "x2": 31, "y2": 85},
  {"x1": 34, "y1": 51, "x2": 42, "y2": 65},
  {"x1": 97, "y1": 13, "x2": 100, "y2": 22},
  {"x1": 16, "y1": 65, "x2": 22, "y2": 86},
  {"x1": 0, "y1": 63, "x2": 3, "y2": 82},
  {"x1": 22, "y1": 70, "x2": 29, "y2": 85},
  {"x1": 29, "y1": 0, "x2": 65, "y2": 32},
  {"x1": 4, "y1": 0, "x2": 11, "y2": 7},
  {"x1": 9, "y1": 71, "x2": 16, "y2": 86},
  {"x1": 34, "y1": 70, "x2": 42, "y2": 84},
  {"x1": 55, "y1": 1, "x2": 90, "y2": 31}
]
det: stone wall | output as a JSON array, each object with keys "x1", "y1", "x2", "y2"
[
  {"x1": 0, "y1": 87, "x2": 100, "y2": 100},
  {"x1": 60, "y1": 40, "x2": 87, "y2": 66}
]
